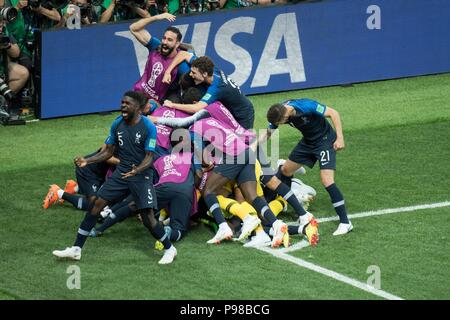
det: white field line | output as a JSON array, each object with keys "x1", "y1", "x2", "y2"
[
  {"x1": 316, "y1": 201, "x2": 450, "y2": 223},
  {"x1": 256, "y1": 201, "x2": 450, "y2": 300},
  {"x1": 285, "y1": 201, "x2": 450, "y2": 226},
  {"x1": 257, "y1": 246, "x2": 403, "y2": 300}
]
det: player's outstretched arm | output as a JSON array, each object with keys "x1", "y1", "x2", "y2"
[
  {"x1": 129, "y1": 13, "x2": 176, "y2": 46},
  {"x1": 155, "y1": 109, "x2": 209, "y2": 128},
  {"x1": 325, "y1": 107, "x2": 345, "y2": 151},
  {"x1": 162, "y1": 51, "x2": 195, "y2": 84},
  {"x1": 164, "y1": 100, "x2": 208, "y2": 114}
]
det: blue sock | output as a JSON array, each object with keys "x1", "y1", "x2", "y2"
[
  {"x1": 275, "y1": 183, "x2": 307, "y2": 217},
  {"x1": 141, "y1": 212, "x2": 172, "y2": 250},
  {"x1": 96, "y1": 205, "x2": 133, "y2": 233},
  {"x1": 74, "y1": 212, "x2": 98, "y2": 248},
  {"x1": 111, "y1": 197, "x2": 132, "y2": 211},
  {"x1": 204, "y1": 194, "x2": 226, "y2": 224},
  {"x1": 252, "y1": 197, "x2": 276, "y2": 225},
  {"x1": 62, "y1": 193, "x2": 89, "y2": 211},
  {"x1": 167, "y1": 227, "x2": 183, "y2": 242},
  {"x1": 326, "y1": 183, "x2": 349, "y2": 224},
  {"x1": 153, "y1": 222, "x2": 172, "y2": 249},
  {"x1": 288, "y1": 225, "x2": 300, "y2": 235},
  {"x1": 276, "y1": 166, "x2": 292, "y2": 187}
]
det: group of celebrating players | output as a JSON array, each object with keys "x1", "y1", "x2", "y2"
[{"x1": 46, "y1": 13, "x2": 352, "y2": 265}]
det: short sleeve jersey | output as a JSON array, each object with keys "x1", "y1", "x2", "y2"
[
  {"x1": 198, "y1": 67, "x2": 254, "y2": 129},
  {"x1": 105, "y1": 115, "x2": 157, "y2": 176},
  {"x1": 269, "y1": 99, "x2": 335, "y2": 144}
]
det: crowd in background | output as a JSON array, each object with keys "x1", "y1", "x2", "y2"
[{"x1": 0, "y1": 0, "x2": 310, "y2": 124}]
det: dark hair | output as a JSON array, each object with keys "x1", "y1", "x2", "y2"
[
  {"x1": 123, "y1": 91, "x2": 149, "y2": 110},
  {"x1": 267, "y1": 103, "x2": 287, "y2": 125},
  {"x1": 182, "y1": 87, "x2": 204, "y2": 104},
  {"x1": 179, "y1": 73, "x2": 196, "y2": 91},
  {"x1": 191, "y1": 56, "x2": 214, "y2": 76},
  {"x1": 165, "y1": 26, "x2": 182, "y2": 42}
]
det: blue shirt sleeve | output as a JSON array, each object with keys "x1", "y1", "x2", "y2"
[
  {"x1": 268, "y1": 123, "x2": 278, "y2": 130},
  {"x1": 177, "y1": 61, "x2": 190, "y2": 76},
  {"x1": 200, "y1": 75, "x2": 221, "y2": 104},
  {"x1": 189, "y1": 54, "x2": 198, "y2": 65},
  {"x1": 145, "y1": 37, "x2": 161, "y2": 52},
  {"x1": 290, "y1": 99, "x2": 327, "y2": 116},
  {"x1": 149, "y1": 100, "x2": 158, "y2": 114},
  {"x1": 176, "y1": 50, "x2": 196, "y2": 76},
  {"x1": 105, "y1": 116, "x2": 122, "y2": 145},
  {"x1": 143, "y1": 117, "x2": 157, "y2": 152}
]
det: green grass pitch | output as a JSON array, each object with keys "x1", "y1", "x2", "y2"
[{"x1": 0, "y1": 73, "x2": 449, "y2": 300}]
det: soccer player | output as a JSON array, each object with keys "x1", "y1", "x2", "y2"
[
  {"x1": 187, "y1": 106, "x2": 288, "y2": 247},
  {"x1": 266, "y1": 98, "x2": 353, "y2": 235},
  {"x1": 92, "y1": 150, "x2": 199, "y2": 245},
  {"x1": 129, "y1": 13, "x2": 190, "y2": 104},
  {"x1": 52, "y1": 91, "x2": 177, "y2": 264},
  {"x1": 162, "y1": 55, "x2": 255, "y2": 130},
  {"x1": 152, "y1": 87, "x2": 318, "y2": 241}
]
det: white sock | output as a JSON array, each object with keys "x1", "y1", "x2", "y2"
[
  {"x1": 219, "y1": 222, "x2": 228, "y2": 229},
  {"x1": 100, "y1": 206, "x2": 111, "y2": 218},
  {"x1": 57, "y1": 190, "x2": 64, "y2": 199}
]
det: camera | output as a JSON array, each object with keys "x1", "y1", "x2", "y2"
[
  {"x1": 0, "y1": 34, "x2": 11, "y2": 48},
  {"x1": 76, "y1": 3, "x2": 91, "y2": 19},
  {"x1": 0, "y1": 77, "x2": 14, "y2": 101},
  {"x1": 207, "y1": 0, "x2": 219, "y2": 11},
  {"x1": 0, "y1": 7, "x2": 18, "y2": 22}
]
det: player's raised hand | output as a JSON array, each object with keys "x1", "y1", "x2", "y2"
[
  {"x1": 158, "y1": 13, "x2": 176, "y2": 22},
  {"x1": 74, "y1": 157, "x2": 87, "y2": 168},
  {"x1": 121, "y1": 164, "x2": 138, "y2": 179}
]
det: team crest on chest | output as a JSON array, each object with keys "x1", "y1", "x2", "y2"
[
  {"x1": 301, "y1": 116, "x2": 310, "y2": 124},
  {"x1": 135, "y1": 132, "x2": 142, "y2": 144}
]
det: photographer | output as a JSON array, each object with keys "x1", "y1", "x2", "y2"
[
  {"x1": 98, "y1": 0, "x2": 149, "y2": 24},
  {"x1": 219, "y1": 0, "x2": 285, "y2": 10},
  {"x1": 59, "y1": 0, "x2": 97, "y2": 26},
  {"x1": 23, "y1": 0, "x2": 62, "y2": 30},
  {"x1": 1, "y1": 1, "x2": 33, "y2": 66},
  {"x1": 0, "y1": 18, "x2": 30, "y2": 118}
]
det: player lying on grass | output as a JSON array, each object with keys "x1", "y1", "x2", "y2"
[{"x1": 42, "y1": 146, "x2": 119, "y2": 213}]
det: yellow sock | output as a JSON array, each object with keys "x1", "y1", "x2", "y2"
[
  {"x1": 240, "y1": 201, "x2": 258, "y2": 216},
  {"x1": 217, "y1": 195, "x2": 249, "y2": 221},
  {"x1": 159, "y1": 208, "x2": 168, "y2": 221},
  {"x1": 269, "y1": 196, "x2": 288, "y2": 217}
]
